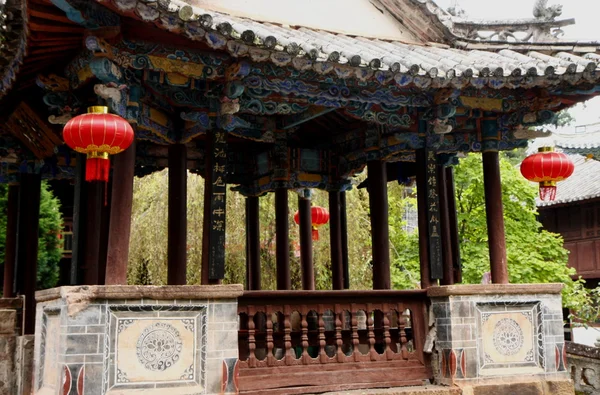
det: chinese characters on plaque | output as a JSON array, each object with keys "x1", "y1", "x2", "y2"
[
  {"x1": 208, "y1": 131, "x2": 227, "y2": 280},
  {"x1": 426, "y1": 149, "x2": 443, "y2": 279}
]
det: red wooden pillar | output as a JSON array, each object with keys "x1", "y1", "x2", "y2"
[
  {"x1": 106, "y1": 142, "x2": 136, "y2": 285},
  {"x1": 98, "y1": 180, "x2": 112, "y2": 285},
  {"x1": 15, "y1": 173, "x2": 41, "y2": 334},
  {"x1": 415, "y1": 149, "x2": 433, "y2": 289},
  {"x1": 70, "y1": 153, "x2": 87, "y2": 285},
  {"x1": 367, "y1": 160, "x2": 390, "y2": 290},
  {"x1": 298, "y1": 196, "x2": 314, "y2": 290},
  {"x1": 83, "y1": 181, "x2": 103, "y2": 285},
  {"x1": 438, "y1": 164, "x2": 455, "y2": 286},
  {"x1": 3, "y1": 184, "x2": 19, "y2": 297},
  {"x1": 246, "y1": 196, "x2": 261, "y2": 290},
  {"x1": 275, "y1": 189, "x2": 291, "y2": 290},
  {"x1": 340, "y1": 191, "x2": 350, "y2": 289},
  {"x1": 329, "y1": 191, "x2": 343, "y2": 290},
  {"x1": 482, "y1": 151, "x2": 509, "y2": 284},
  {"x1": 168, "y1": 143, "x2": 187, "y2": 285}
]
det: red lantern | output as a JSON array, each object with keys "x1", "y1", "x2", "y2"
[
  {"x1": 520, "y1": 147, "x2": 574, "y2": 201},
  {"x1": 294, "y1": 205, "x2": 330, "y2": 241},
  {"x1": 63, "y1": 106, "x2": 134, "y2": 182}
]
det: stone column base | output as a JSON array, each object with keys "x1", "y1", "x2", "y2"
[
  {"x1": 428, "y1": 284, "x2": 569, "y2": 386},
  {"x1": 33, "y1": 285, "x2": 243, "y2": 395}
]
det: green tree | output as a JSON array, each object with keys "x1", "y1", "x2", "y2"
[
  {"x1": 0, "y1": 182, "x2": 62, "y2": 291},
  {"x1": 454, "y1": 153, "x2": 585, "y2": 308}
]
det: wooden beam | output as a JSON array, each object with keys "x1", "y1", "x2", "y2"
[
  {"x1": 14, "y1": 174, "x2": 41, "y2": 334},
  {"x1": 275, "y1": 189, "x2": 291, "y2": 290},
  {"x1": 340, "y1": 191, "x2": 350, "y2": 290},
  {"x1": 168, "y1": 143, "x2": 187, "y2": 285},
  {"x1": 329, "y1": 191, "x2": 344, "y2": 290},
  {"x1": 299, "y1": 197, "x2": 314, "y2": 290},
  {"x1": 106, "y1": 142, "x2": 136, "y2": 285},
  {"x1": 415, "y1": 149, "x2": 433, "y2": 289},
  {"x1": 367, "y1": 160, "x2": 390, "y2": 290},
  {"x1": 482, "y1": 151, "x2": 509, "y2": 284},
  {"x1": 281, "y1": 107, "x2": 337, "y2": 130},
  {"x1": 246, "y1": 196, "x2": 261, "y2": 290}
]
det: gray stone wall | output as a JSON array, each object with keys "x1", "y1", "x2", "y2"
[
  {"x1": 429, "y1": 285, "x2": 568, "y2": 386},
  {"x1": 33, "y1": 285, "x2": 242, "y2": 395},
  {"x1": 566, "y1": 341, "x2": 600, "y2": 394}
]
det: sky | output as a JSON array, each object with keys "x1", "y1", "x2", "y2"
[{"x1": 435, "y1": 0, "x2": 600, "y2": 132}]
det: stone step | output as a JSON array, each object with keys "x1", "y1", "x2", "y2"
[{"x1": 308, "y1": 385, "x2": 461, "y2": 395}]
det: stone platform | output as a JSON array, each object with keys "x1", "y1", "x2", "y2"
[
  {"x1": 33, "y1": 285, "x2": 243, "y2": 395},
  {"x1": 428, "y1": 284, "x2": 569, "y2": 386}
]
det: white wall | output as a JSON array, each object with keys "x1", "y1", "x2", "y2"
[
  {"x1": 188, "y1": 0, "x2": 420, "y2": 41},
  {"x1": 572, "y1": 326, "x2": 600, "y2": 347}
]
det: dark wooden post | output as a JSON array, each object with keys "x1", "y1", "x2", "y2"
[
  {"x1": 275, "y1": 189, "x2": 291, "y2": 290},
  {"x1": 298, "y1": 196, "x2": 314, "y2": 290},
  {"x1": 367, "y1": 160, "x2": 390, "y2": 290},
  {"x1": 340, "y1": 191, "x2": 350, "y2": 289},
  {"x1": 438, "y1": 164, "x2": 455, "y2": 286},
  {"x1": 98, "y1": 180, "x2": 112, "y2": 285},
  {"x1": 445, "y1": 166, "x2": 462, "y2": 283},
  {"x1": 329, "y1": 191, "x2": 343, "y2": 290},
  {"x1": 482, "y1": 151, "x2": 509, "y2": 284},
  {"x1": 246, "y1": 196, "x2": 261, "y2": 290},
  {"x1": 83, "y1": 181, "x2": 103, "y2": 285},
  {"x1": 106, "y1": 142, "x2": 136, "y2": 285},
  {"x1": 3, "y1": 184, "x2": 19, "y2": 297},
  {"x1": 168, "y1": 143, "x2": 187, "y2": 285},
  {"x1": 15, "y1": 173, "x2": 41, "y2": 334},
  {"x1": 415, "y1": 149, "x2": 433, "y2": 289},
  {"x1": 70, "y1": 153, "x2": 86, "y2": 285}
]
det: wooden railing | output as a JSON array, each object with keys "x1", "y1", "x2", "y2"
[{"x1": 237, "y1": 290, "x2": 430, "y2": 394}]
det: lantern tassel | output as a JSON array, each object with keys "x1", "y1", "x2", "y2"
[
  {"x1": 539, "y1": 185, "x2": 557, "y2": 201},
  {"x1": 86, "y1": 157, "x2": 110, "y2": 182},
  {"x1": 312, "y1": 227, "x2": 319, "y2": 241}
]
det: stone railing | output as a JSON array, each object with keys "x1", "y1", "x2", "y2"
[
  {"x1": 566, "y1": 341, "x2": 600, "y2": 394},
  {"x1": 237, "y1": 290, "x2": 430, "y2": 394}
]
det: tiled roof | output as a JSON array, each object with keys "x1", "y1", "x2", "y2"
[
  {"x1": 100, "y1": 0, "x2": 600, "y2": 89},
  {"x1": 537, "y1": 154, "x2": 600, "y2": 207}
]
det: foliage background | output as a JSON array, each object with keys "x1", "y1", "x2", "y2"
[
  {"x1": 0, "y1": 182, "x2": 62, "y2": 291},
  {"x1": 127, "y1": 153, "x2": 587, "y2": 309}
]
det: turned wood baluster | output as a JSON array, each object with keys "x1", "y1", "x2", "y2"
[
  {"x1": 399, "y1": 305, "x2": 409, "y2": 359},
  {"x1": 248, "y1": 306, "x2": 257, "y2": 367},
  {"x1": 351, "y1": 305, "x2": 360, "y2": 362},
  {"x1": 284, "y1": 306, "x2": 294, "y2": 365},
  {"x1": 335, "y1": 305, "x2": 344, "y2": 362},
  {"x1": 301, "y1": 305, "x2": 310, "y2": 363},
  {"x1": 367, "y1": 304, "x2": 377, "y2": 361},
  {"x1": 266, "y1": 305, "x2": 275, "y2": 366},
  {"x1": 318, "y1": 305, "x2": 327, "y2": 362},
  {"x1": 383, "y1": 303, "x2": 393, "y2": 360}
]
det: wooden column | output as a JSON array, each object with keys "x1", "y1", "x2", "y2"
[
  {"x1": 298, "y1": 197, "x2": 314, "y2": 290},
  {"x1": 445, "y1": 166, "x2": 462, "y2": 283},
  {"x1": 15, "y1": 173, "x2": 41, "y2": 334},
  {"x1": 415, "y1": 149, "x2": 433, "y2": 289},
  {"x1": 438, "y1": 164, "x2": 455, "y2": 286},
  {"x1": 275, "y1": 189, "x2": 291, "y2": 290},
  {"x1": 83, "y1": 181, "x2": 103, "y2": 285},
  {"x1": 246, "y1": 196, "x2": 261, "y2": 290},
  {"x1": 98, "y1": 180, "x2": 112, "y2": 285},
  {"x1": 340, "y1": 191, "x2": 350, "y2": 289},
  {"x1": 3, "y1": 184, "x2": 19, "y2": 297},
  {"x1": 482, "y1": 151, "x2": 509, "y2": 284},
  {"x1": 367, "y1": 160, "x2": 390, "y2": 290},
  {"x1": 168, "y1": 143, "x2": 187, "y2": 285},
  {"x1": 70, "y1": 153, "x2": 87, "y2": 285},
  {"x1": 106, "y1": 142, "x2": 136, "y2": 285},
  {"x1": 329, "y1": 191, "x2": 343, "y2": 290}
]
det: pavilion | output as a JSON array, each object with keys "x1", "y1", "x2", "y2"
[{"x1": 0, "y1": 0, "x2": 598, "y2": 394}]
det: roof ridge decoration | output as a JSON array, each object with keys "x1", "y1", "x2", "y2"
[{"x1": 0, "y1": 0, "x2": 28, "y2": 100}]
